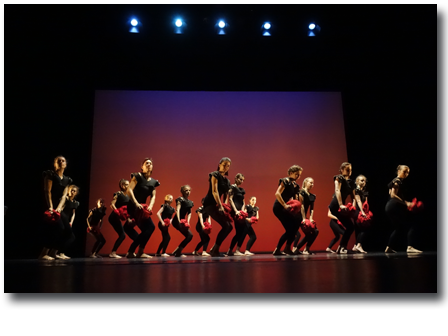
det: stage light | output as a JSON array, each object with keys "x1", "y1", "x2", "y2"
[
  {"x1": 128, "y1": 17, "x2": 140, "y2": 33},
  {"x1": 261, "y1": 22, "x2": 272, "y2": 36},
  {"x1": 174, "y1": 18, "x2": 186, "y2": 34},
  {"x1": 215, "y1": 20, "x2": 227, "y2": 35},
  {"x1": 308, "y1": 22, "x2": 321, "y2": 37},
  {"x1": 264, "y1": 22, "x2": 271, "y2": 30},
  {"x1": 218, "y1": 20, "x2": 226, "y2": 28},
  {"x1": 175, "y1": 19, "x2": 183, "y2": 27},
  {"x1": 308, "y1": 23, "x2": 315, "y2": 30}
]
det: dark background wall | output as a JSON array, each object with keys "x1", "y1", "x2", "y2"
[{"x1": 4, "y1": 4, "x2": 437, "y2": 258}]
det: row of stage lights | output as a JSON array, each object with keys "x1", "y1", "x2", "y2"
[{"x1": 128, "y1": 17, "x2": 321, "y2": 37}]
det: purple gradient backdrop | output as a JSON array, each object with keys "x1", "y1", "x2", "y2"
[{"x1": 87, "y1": 91, "x2": 351, "y2": 254}]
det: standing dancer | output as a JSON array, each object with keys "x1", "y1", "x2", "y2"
[
  {"x1": 352, "y1": 175, "x2": 370, "y2": 253},
  {"x1": 57, "y1": 185, "x2": 79, "y2": 260},
  {"x1": 155, "y1": 195, "x2": 176, "y2": 257},
  {"x1": 87, "y1": 198, "x2": 107, "y2": 258},
  {"x1": 293, "y1": 177, "x2": 319, "y2": 255},
  {"x1": 126, "y1": 158, "x2": 159, "y2": 258},
  {"x1": 108, "y1": 179, "x2": 130, "y2": 258},
  {"x1": 326, "y1": 210, "x2": 345, "y2": 253},
  {"x1": 40, "y1": 156, "x2": 73, "y2": 260},
  {"x1": 171, "y1": 186, "x2": 194, "y2": 257},
  {"x1": 385, "y1": 165, "x2": 422, "y2": 253},
  {"x1": 273, "y1": 165, "x2": 303, "y2": 256},
  {"x1": 227, "y1": 173, "x2": 247, "y2": 256},
  {"x1": 192, "y1": 198, "x2": 211, "y2": 257},
  {"x1": 238, "y1": 196, "x2": 259, "y2": 256},
  {"x1": 328, "y1": 162, "x2": 356, "y2": 254},
  {"x1": 203, "y1": 157, "x2": 233, "y2": 257}
]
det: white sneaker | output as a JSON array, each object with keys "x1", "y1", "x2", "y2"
[
  {"x1": 244, "y1": 250, "x2": 254, "y2": 256},
  {"x1": 137, "y1": 253, "x2": 152, "y2": 258},
  {"x1": 89, "y1": 254, "x2": 97, "y2": 258},
  {"x1": 407, "y1": 246, "x2": 423, "y2": 253},
  {"x1": 39, "y1": 255, "x2": 54, "y2": 261},
  {"x1": 234, "y1": 250, "x2": 244, "y2": 256},
  {"x1": 109, "y1": 252, "x2": 122, "y2": 259},
  {"x1": 161, "y1": 253, "x2": 170, "y2": 257},
  {"x1": 326, "y1": 247, "x2": 336, "y2": 254},
  {"x1": 57, "y1": 253, "x2": 71, "y2": 260},
  {"x1": 202, "y1": 252, "x2": 211, "y2": 257}
]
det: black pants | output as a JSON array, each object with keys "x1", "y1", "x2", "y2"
[
  {"x1": 238, "y1": 220, "x2": 257, "y2": 251},
  {"x1": 328, "y1": 219, "x2": 346, "y2": 249},
  {"x1": 194, "y1": 221, "x2": 210, "y2": 252},
  {"x1": 273, "y1": 202, "x2": 299, "y2": 250},
  {"x1": 294, "y1": 226, "x2": 319, "y2": 250},
  {"x1": 203, "y1": 205, "x2": 233, "y2": 246},
  {"x1": 329, "y1": 207, "x2": 354, "y2": 248},
  {"x1": 172, "y1": 217, "x2": 193, "y2": 249},
  {"x1": 156, "y1": 221, "x2": 171, "y2": 254},
  {"x1": 229, "y1": 218, "x2": 247, "y2": 251},
  {"x1": 108, "y1": 212, "x2": 126, "y2": 252},
  {"x1": 126, "y1": 217, "x2": 155, "y2": 253},
  {"x1": 41, "y1": 216, "x2": 64, "y2": 250},
  {"x1": 386, "y1": 198, "x2": 416, "y2": 249},
  {"x1": 90, "y1": 229, "x2": 106, "y2": 254},
  {"x1": 59, "y1": 212, "x2": 75, "y2": 253},
  {"x1": 354, "y1": 226, "x2": 368, "y2": 245}
]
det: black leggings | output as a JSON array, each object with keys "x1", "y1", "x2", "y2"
[
  {"x1": 90, "y1": 230, "x2": 106, "y2": 254},
  {"x1": 194, "y1": 221, "x2": 211, "y2": 252},
  {"x1": 108, "y1": 212, "x2": 126, "y2": 252},
  {"x1": 203, "y1": 205, "x2": 233, "y2": 246},
  {"x1": 238, "y1": 220, "x2": 257, "y2": 251},
  {"x1": 386, "y1": 198, "x2": 416, "y2": 249},
  {"x1": 229, "y1": 218, "x2": 246, "y2": 251},
  {"x1": 328, "y1": 219, "x2": 346, "y2": 249},
  {"x1": 294, "y1": 227, "x2": 319, "y2": 250},
  {"x1": 126, "y1": 217, "x2": 155, "y2": 253},
  {"x1": 172, "y1": 217, "x2": 193, "y2": 249},
  {"x1": 354, "y1": 226, "x2": 367, "y2": 245},
  {"x1": 273, "y1": 202, "x2": 299, "y2": 250},
  {"x1": 330, "y1": 208, "x2": 354, "y2": 248},
  {"x1": 156, "y1": 221, "x2": 171, "y2": 254},
  {"x1": 42, "y1": 217, "x2": 64, "y2": 250},
  {"x1": 59, "y1": 212, "x2": 75, "y2": 253}
]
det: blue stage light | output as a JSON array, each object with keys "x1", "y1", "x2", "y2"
[
  {"x1": 263, "y1": 22, "x2": 271, "y2": 30},
  {"x1": 131, "y1": 19, "x2": 139, "y2": 27},
  {"x1": 309, "y1": 23, "x2": 316, "y2": 30},
  {"x1": 175, "y1": 19, "x2": 183, "y2": 28},
  {"x1": 218, "y1": 21, "x2": 226, "y2": 29}
]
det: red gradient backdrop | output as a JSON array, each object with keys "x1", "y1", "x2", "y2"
[{"x1": 87, "y1": 90, "x2": 353, "y2": 254}]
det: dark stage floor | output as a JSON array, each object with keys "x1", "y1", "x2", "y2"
[{"x1": 4, "y1": 251, "x2": 437, "y2": 293}]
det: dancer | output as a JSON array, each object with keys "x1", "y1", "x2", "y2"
[
  {"x1": 155, "y1": 194, "x2": 176, "y2": 257},
  {"x1": 385, "y1": 165, "x2": 422, "y2": 253},
  {"x1": 238, "y1": 196, "x2": 259, "y2": 256},
  {"x1": 328, "y1": 162, "x2": 356, "y2": 254},
  {"x1": 87, "y1": 198, "x2": 107, "y2": 258},
  {"x1": 57, "y1": 184, "x2": 79, "y2": 260},
  {"x1": 108, "y1": 179, "x2": 130, "y2": 258},
  {"x1": 352, "y1": 175, "x2": 370, "y2": 253},
  {"x1": 171, "y1": 185, "x2": 194, "y2": 257},
  {"x1": 126, "y1": 158, "x2": 159, "y2": 258},
  {"x1": 227, "y1": 173, "x2": 247, "y2": 256},
  {"x1": 40, "y1": 156, "x2": 73, "y2": 260},
  {"x1": 273, "y1": 165, "x2": 303, "y2": 256},
  {"x1": 293, "y1": 177, "x2": 319, "y2": 255},
  {"x1": 203, "y1": 157, "x2": 233, "y2": 257},
  {"x1": 192, "y1": 198, "x2": 211, "y2": 257},
  {"x1": 326, "y1": 210, "x2": 345, "y2": 253}
]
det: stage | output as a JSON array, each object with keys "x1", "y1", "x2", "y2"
[{"x1": 4, "y1": 251, "x2": 437, "y2": 293}]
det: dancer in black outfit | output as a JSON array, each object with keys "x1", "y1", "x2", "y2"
[
  {"x1": 87, "y1": 198, "x2": 107, "y2": 258},
  {"x1": 326, "y1": 209, "x2": 345, "y2": 253},
  {"x1": 171, "y1": 185, "x2": 194, "y2": 257},
  {"x1": 352, "y1": 175, "x2": 369, "y2": 253},
  {"x1": 126, "y1": 158, "x2": 159, "y2": 258},
  {"x1": 385, "y1": 165, "x2": 422, "y2": 253},
  {"x1": 203, "y1": 157, "x2": 233, "y2": 257},
  {"x1": 238, "y1": 196, "x2": 259, "y2": 256},
  {"x1": 192, "y1": 198, "x2": 212, "y2": 257},
  {"x1": 57, "y1": 185, "x2": 79, "y2": 260},
  {"x1": 273, "y1": 165, "x2": 303, "y2": 256},
  {"x1": 155, "y1": 194, "x2": 176, "y2": 257},
  {"x1": 293, "y1": 177, "x2": 319, "y2": 255},
  {"x1": 40, "y1": 156, "x2": 73, "y2": 260},
  {"x1": 108, "y1": 179, "x2": 130, "y2": 258},
  {"x1": 227, "y1": 173, "x2": 247, "y2": 256},
  {"x1": 328, "y1": 162, "x2": 356, "y2": 254}
]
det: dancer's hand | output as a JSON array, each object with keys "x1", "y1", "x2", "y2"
[
  {"x1": 339, "y1": 205, "x2": 347, "y2": 211},
  {"x1": 136, "y1": 203, "x2": 143, "y2": 210},
  {"x1": 235, "y1": 210, "x2": 241, "y2": 216},
  {"x1": 283, "y1": 204, "x2": 291, "y2": 210},
  {"x1": 148, "y1": 206, "x2": 153, "y2": 212}
]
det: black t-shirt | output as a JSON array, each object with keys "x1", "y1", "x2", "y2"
[
  {"x1": 113, "y1": 191, "x2": 130, "y2": 209},
  {"x1": 275, "y1": 177, "x2": 298, "y2": 204},
  {"x1": 329, "y1": 175, "x2": 354, "y2": 211},
  {"x1": 246, "y1": 205, "x2": 259, "y2": 218},
  {"x1": 130, "y1": 172, "x2": 160, "y2": 204},
  {"x1": 388, "y1": 177, "x2": 405, "y2": 200},
  {"x1": 61, "y1": 197, "x2": 79, "y2": 217},
  {"x1": 160, "y1": 204, "x2": 176, "y2": 220},
  {"x1": 355, "y1": 188, "x2": 369, "y2": 203},
  {"x1": 175, "y1": 197, "x2": 194, "y2": 219},
  {"x1": 203, "y1": 171, "x2": 231, "y2": 207},
  {"x1": 300, "y1": 190, "x2": 316, "y2": 216},
  {"x1": 196, "y1": 206, "x2": 210, "y2": 223},
  {"x1": 230, "y1": 185, "x2": 245, "y2": 211},
  {"x1": 43, "y1": 170, "x2": 73, "y2": 208},
  {"x1": 89, "y1": 206, "x2": 107, "y2": 226}
]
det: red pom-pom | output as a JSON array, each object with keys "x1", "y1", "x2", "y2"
[
  {"x1": 114, "y1": 209, "x2": 120, "y2": 216},
  {"x1": 203, "y1": 220, "x2": 212, "y2": 234},
  {"x1": 302, "y1": 219, "x2": 317, "y2": 234},
  {"x1": 180, "y1": 219, "x2": 190, "y2": 229},
  {"x1": 236, "y1": 210, "x2": 248, "y2": 221},
  {"x1": 250, "y1": 216, "x2": 258, "y2": 224},
  {"x1": 135, "y1": 204, "x2": 152, "y2": 227},
  {"x1": 44, "y1": 210, "x2": 61, "y2": 223},
  {"x1": 338, "y1": 203, "x2": 357, "y2": 218},
  {"x1": 286, "y1": 200, "x2": 302, "y2": 214},
  {"x1": 87, "y1": 226, "x2": 101, "y2": 234},
  {"x1": 356, "y1": 211, "x2": 373, "y2": 228},
  {"x1": 408, "y1": 198, "x2": 424, "y2": 212},
  {"x1": 217, "y1": 203, "x2": 233, "y2": 221},
  {"x1": 117, "y1": 206, "x2": 130, "y2": 221},
  {"x1": 163, "y1": 218, "x2": 171, "y2": 227}
]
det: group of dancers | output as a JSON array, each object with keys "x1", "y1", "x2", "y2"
[{"x1": 39, "y1": 156, "x2": 424, "y2": 260}]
